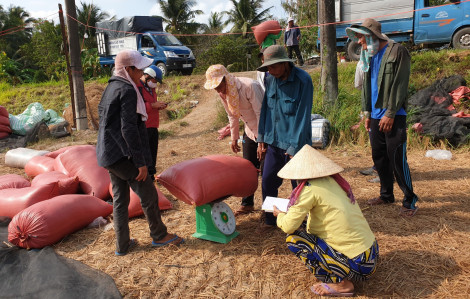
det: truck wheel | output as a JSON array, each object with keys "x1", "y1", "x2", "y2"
[
  {"x1": 347, "y1": 41, "x2": 362, "y2": 61},
  {"x1": 452, "y1": 27, "x2": 470, "y2": 49},
  {"x1": 156, "y1": 63, "x2": 167, "y2": 77},
  {"x1": 181, "y1": 68, "x2": 193, "y2": 76}
]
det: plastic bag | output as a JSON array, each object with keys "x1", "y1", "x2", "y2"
[{"x1": 425, "y1": 149, "x2": 452, "y2": 160}]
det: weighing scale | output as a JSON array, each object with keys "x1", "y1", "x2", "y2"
[{"x1": 192, "y1": 201, "x2": 239, "y2": 244}]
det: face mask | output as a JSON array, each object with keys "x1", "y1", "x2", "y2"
[
  {"x1": 147, "y1": 80, "x2": 158, "y2": 88},
  {"x1": 359, "y1": 35, "x2": 380, "y2": 72}
]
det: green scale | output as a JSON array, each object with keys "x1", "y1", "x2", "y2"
[{"x1": 192, "y1": 202, "x2": 239, "y2": 244}]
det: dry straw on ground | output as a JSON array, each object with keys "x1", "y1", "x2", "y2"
[{"x1": 1, "y1": 75, "x2": 470, "y2": 298}]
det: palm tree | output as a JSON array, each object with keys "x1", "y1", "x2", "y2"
[
  {"x1": 157, "y1": 0, "x2": 203, "y2": 34},
  {"x1": 0, "y1": 5, "x2": 35, "y2": 58},
  {"x1": 224, "y1": 0, "x2": 272, "y2": 36},
  {"x1": 203, "y1": 12, "x2": 225, "y2": 34},
  {"x1": 76, "y1": 1, "x2": 110, "y2": 49}
]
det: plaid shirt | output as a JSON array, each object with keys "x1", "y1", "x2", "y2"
[{"x1": 96, "y1": 76, "x2": 152, "y2": 168}]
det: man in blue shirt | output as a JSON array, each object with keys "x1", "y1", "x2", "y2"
[
  {"x1": 284, "y1": 17, "x2": 304, "y2": 66},
  {"x1": 346, "y1": 18, "x2": 419, "y2": 217},
  {"x1": 257, "y1": 45, "x2": 313, "y2": 228}
]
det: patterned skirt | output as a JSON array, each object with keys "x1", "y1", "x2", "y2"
[{"x1": 286, "y1": 230, "x2": 379, "y2": 283}]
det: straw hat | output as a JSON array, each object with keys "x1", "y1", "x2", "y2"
[
  {"x1": 204, "y1": 64, "x2": 228, "y2": 90},
  {"x1": 277, "y1": 145, "x2": 344, "y2": 180}
]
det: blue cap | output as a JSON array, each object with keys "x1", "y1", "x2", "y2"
[{"x1": 143, "y1": 65, "x2": 163, "y2": 83}]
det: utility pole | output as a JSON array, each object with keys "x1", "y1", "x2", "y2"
[
  {"x1": 319, "y1": 0, "x2": 338, "y2": 108},
  {"x1": 64, "y1": 0, "x2": 88, "y2": 130},
  {"x1": 58, "y1": 4, "x2": 76, "y2": 128}
]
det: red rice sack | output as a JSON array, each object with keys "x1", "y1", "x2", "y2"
[
  {"x1": 24, "y1": 155, "x2": 56, "y2": 178},
  {"x1": 157, "y1": 155, "x2": 258, "y2": 206},
  {"x1": 54, "y1": 145, "x2": 110, "y2": 200},
  {"x1": 0, "y1": 174, "x2": 31, "y2": 190},
  {"x1": 0, "y1": 182, "x2": 60, "y2": 218},
  {"x1": 108, "y1": 183, "x2": 173, "y2": 218},
  {"x1": 8, "y1": 194, "x2": 113, "y2": 249},
  {"x1": 44, "y1": 145, "x2": 92, "y2": 159},
  {"x1": 251, "y1": 20, "x2": 281, "y2": 45},
  {"x1": 31, "y1": 171, "x2": 80, "y2": 195}
]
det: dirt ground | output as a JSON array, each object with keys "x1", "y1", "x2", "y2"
[{"x1": 1, "y1": 71, "x2": 470, "y2": 298}]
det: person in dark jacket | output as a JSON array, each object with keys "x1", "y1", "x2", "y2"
[
  {"x1": 346, "y1": 18, "x2": 419, "y2": 216},
  {"x1": 96, "y1": 50, "x2": 183, "y2": 256}
]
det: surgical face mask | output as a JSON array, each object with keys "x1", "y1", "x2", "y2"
[{"x1": 147, "y1": 80, "x2": 158, "y2": 88}]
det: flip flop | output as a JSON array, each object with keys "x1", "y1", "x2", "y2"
[
  {"x1": 152, "y1": 235, "x2": 184, "y2": 247},
  {"x1": 310, "y1": 283, "x2": 354, "y2": 297},
  {"x1": 399, "y1": 206, "x2": 419, "y2": 217},
  {"x1": 115, "y1": 238, "x2": 137, "y2": 256}
]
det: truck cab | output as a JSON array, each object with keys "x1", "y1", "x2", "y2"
[
  {"x1": 96, "y1": 16, "x2": 196, "y2": 76},
  {"x1": 139, "y1": 32, "x2": 195, "y2": 76}
]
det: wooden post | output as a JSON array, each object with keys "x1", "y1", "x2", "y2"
[
  {"x1": 58, "y1": 4, "x2": 76, "y2": 129},
  {"x1": 64, "y1": 0, "x2": 88, "y2": 130},
  {"x1": 319, "y1": 0, "x2": 338, "y2": 108}
]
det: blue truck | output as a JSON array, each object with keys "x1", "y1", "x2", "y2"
[
  {"x1": 324, "y1": 0, "x2": 470, "y2": 60},
  {"x1": 96, "y1": 16, "x2": 196, "y2": 75}
]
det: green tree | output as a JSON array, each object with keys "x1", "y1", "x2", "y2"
[
  {"x1": 76, "y1": 1, "x2": 110, "y2": 49},
  {"x1": 0, "y1": 5, "x2": 35, "y2": 59},
  {"x1": 21, "y1": 20, "x2": 66, "y2": 81},
  {"x1": 224, "y1": 0, "x2": 272, "y2": 36},
  {"x1": 157, "y1": 0, "x2": 203, "y2": 34},
  {"x1": 202, "y1": 12, "x2": 225, "y2": 34}
]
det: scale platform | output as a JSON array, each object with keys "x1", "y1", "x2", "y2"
[{"x1": 192, "y1": 202, "x2": 239, "y2": 244}]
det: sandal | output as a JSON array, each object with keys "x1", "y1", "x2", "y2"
[
  {"x1": 152, "y1": 234, "x2": 184, "y2": 247},
  {"x1": 310, "y1": 283, "x2": 354, "y2": 297},
  {"x1": 399, "y1": 206, "x2": 419, "y2": 217},
  {"x1": 115, "y1": 238, "x2": 137, "y2": 256}
]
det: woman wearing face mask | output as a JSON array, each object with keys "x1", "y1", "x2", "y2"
[{"x1": 138, "y1": 65, "x2": 166, "y2": 181}]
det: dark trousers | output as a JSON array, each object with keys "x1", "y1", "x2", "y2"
[
  {"x1": 287, "y1": 45, "x2": 304, "y2": 65},
  {"x1": 369, "y1": 116, "x2": 418, "y2": 209},
  {"x1": 241, "y1": 133, "x2": 261, "y2": 206},
  {"x1": 262, "y1": 145, "x2": 297, "y2": 225},
  {"x1": 106, "y1": 158, "x2": 167, "y2": 253},
  {"x1": 147, "y1": 128, "x2": 159, "y2": 178}
]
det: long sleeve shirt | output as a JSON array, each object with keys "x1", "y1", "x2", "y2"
[
  {"x1": 362, "y1": 41, "x2": 411, "y2": 119},
  {"x1": 257, "y1": 66, "x2": 313, "y2": 156},
  {"x1": 277, "y1": 177, "x2": 376, "y2": 259},
  {"x1": 284, "y1": 25, "x2": 301, "y2": 46},
  {"x1": 96, "y1": 76, "x2": 152, "y2": 169},
  {"x1": 137, "y1": 80, "x2": 160, "y2": 129},
  {"x1": 221, "y1": 77, "x2": 264, "y2": 142}
]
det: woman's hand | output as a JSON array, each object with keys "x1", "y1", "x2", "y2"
[
  {"x1": 273, "y1": 205, "x2": 281, "y2": 217},
  {"x1": 151, "y1": 102, "x2": 168, "y2": 110}
]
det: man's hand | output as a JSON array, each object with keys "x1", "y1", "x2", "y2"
[
  {"x1": 257, "y1": 143, "x2": 267, "y2": 161},
  {"x1": 136, "y1": 166, "x2": 148, "y2": 182},
  {"x1": 379, "y1": 116, "x2": 394, "y2": 133},
  {"x1": 365, "y1": 118, "x2": 371, "y2": 131},
  {"x1": 231, "y1": 138, "x2": 241, "y2": 153}
]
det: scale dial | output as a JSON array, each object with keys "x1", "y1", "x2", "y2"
[{"x1": 211, "y1": 202, "x2": 236, "y2": 235}]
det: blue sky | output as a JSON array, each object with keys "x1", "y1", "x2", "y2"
[{"x1": 0, "y1": 0, "x2": 289, "y2": 27}]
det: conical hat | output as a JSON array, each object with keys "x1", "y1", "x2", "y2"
[{"x1": 277, "y1": 145, "x2": 344, "y2": 180}]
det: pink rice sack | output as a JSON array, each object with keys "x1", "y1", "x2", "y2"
[
  {"x1": 157, "y1": 155, "x2": 258, "y2": 206},
  {"x1": 31, "y1": 171, "x2": 80, "y2": 195},
  {"x1": 54, "y1": 145, "x2": 110, "y2": 200},
  {"x1": 0, "y1": 182, "x2": 60, "y2": 218},
  {"x1": 0, "y1": 174, "x2": 31, "y2": 190},
  {"x1": 8, "y1": 194, "x2": 113, "y2": 249}
]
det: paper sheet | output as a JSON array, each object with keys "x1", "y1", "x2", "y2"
[{"x1": 262, "y1": 196, "x2": 289, "y2": 213}]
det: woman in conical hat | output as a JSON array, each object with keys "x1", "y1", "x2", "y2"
[{"x1": 273, "y1": 144, "x2": 378, "y2": 297}]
